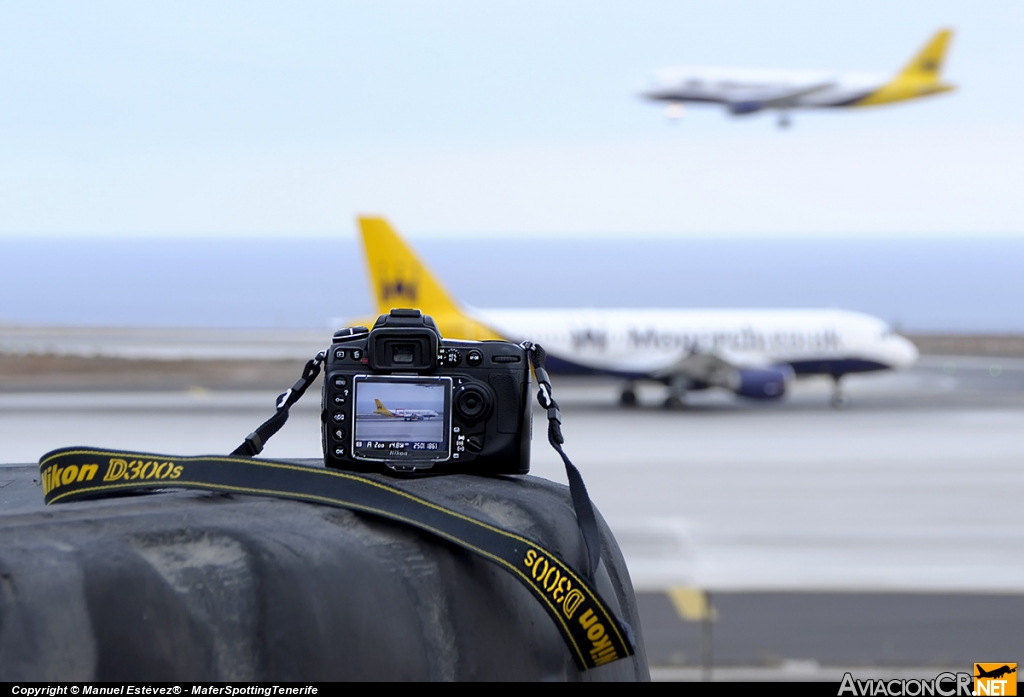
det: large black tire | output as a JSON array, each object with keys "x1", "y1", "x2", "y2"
[{"x1": 0, "y1": 461, "x2": 648, "y2": 681}]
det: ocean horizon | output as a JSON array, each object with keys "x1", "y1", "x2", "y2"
[{"x1": 2, "y1": 237, "x2": 1022, "y2": 333}]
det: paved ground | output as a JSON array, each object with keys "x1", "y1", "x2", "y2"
[
  {"x1": 637, "y1": 590, "x2": 1022, "y2": 675},
  {"x1": 535, "y1": 358, "x2": 1024, "y2": 592}
]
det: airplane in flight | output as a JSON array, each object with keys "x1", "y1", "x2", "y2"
[
  {"x1": 974, "y1": 665, "x2": 1017, "y2": 680},
  {"x1": 355, "y1": 217, "x2": 919, "y2": 408},
  {"x1": 641, "y1": 29, "x2": 955, "y2": 128},
  {"x1": 372, "y1": 398, "x2": 440, "y2": 421}
]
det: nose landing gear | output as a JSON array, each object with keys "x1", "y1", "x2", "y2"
[{"x1": 830, "y1": 375, "x2": 849, "y2": 409}]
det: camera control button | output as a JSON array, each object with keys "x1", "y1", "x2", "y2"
[
  {"x1": 332, "y1": 411, "x2": 346, "y2": 422},
  {"x1": 333, "y1": 376, "x2": 347, "y2": 388},
  {"x1": 454, "y1": 384, "x2": 493, "y2": 422},
  {"x1": 466, "y1": 350, "x2": 483, "y2": 366},
  {"x1": 350, "y1": 349, "x2": 362, "y2": 360},
  {"x1": 333, "y1": 395, "x2": 346, "y2": 406},
  {"x1": 333, "y1": 446, "x2": 345, "y2": 457},
  {"x1": 332, "y1": 427, "x2": 346, "y2": 440},
  {"x1": 334, "y1": 349, "x2": 346, "y2": 360},
  {"x1": 465, "y1": 436, "x2": 483, "y2": 453}
]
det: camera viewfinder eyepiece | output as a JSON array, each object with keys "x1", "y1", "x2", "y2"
[{"x1": 367, "y1": 309, "x2": 440, "y2": 371}]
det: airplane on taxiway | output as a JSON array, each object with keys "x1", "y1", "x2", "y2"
[
  {"x1": 354, "y1": 217, "x2": 919, "y2": 409},
  {"x1": 372, "y1": 398, "x2": 440, "y2": 421},
  {"x1": 642, "y1": 29, "x2": 955, "y2": 128}
]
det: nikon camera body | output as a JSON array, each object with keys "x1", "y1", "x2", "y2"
[{"x1": 322, "y1": 309, "x2": 531, "y2": 474}]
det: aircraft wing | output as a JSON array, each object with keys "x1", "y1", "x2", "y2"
[
  {"x1": 648, "y1": 348, "x2": 791, "y2": 399},
  {"x1": 649, "y1": 349, "x2": 757, "y2": 388},
  {"x1": 726, "y1": 82, "x2": 836, "y2": 114}
]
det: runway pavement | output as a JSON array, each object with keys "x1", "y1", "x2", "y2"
[
  {"x1": 1, "y1": 354, "x2": 1022, "y2": 673},
  {"x1": 355, "y1": 413, "x2": 446, "y2": 442}
]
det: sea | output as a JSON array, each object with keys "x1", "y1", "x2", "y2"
[{"x1": 1, "y1": 237, "x2": 1022, "y2": 333}]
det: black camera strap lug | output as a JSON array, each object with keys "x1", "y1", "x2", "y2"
[{"x1": 232, "y1": 350, "x2": 327, "y2": 458}]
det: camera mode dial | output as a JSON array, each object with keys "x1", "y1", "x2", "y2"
[{"x1": 333, "y1": 326, "x2": 369, "y2": 343}]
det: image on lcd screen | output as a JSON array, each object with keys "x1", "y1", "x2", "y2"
[{"x1": 353, "y1": 378, "x2": 449, "y2": 459}]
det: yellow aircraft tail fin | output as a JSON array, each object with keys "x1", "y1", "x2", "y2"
[
  {"x1": 897, "y1": 28, "x2": 953, "y2": 82},
  {"x1": 356, "y1": 217, "x2": 505, "y2": 341},
  {"x1": 857, "y1": 29, "x2": 955, "y2": 107},
  {"x1": 374, "y1": 398, "x2": 394, "y2": 417},
  {"x1": 359, "y1": 216, "x2": 462, "y2": 318}
]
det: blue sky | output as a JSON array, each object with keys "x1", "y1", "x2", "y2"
[{"x1": 1, "y1": 1, "x2": 1022, "y2": 237}]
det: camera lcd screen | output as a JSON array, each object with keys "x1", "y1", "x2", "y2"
[{"x1": 352, "y1": 376, "x2": 452, "y2": 462}]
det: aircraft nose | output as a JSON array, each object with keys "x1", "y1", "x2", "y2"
[
  {"x1": 639, "y1": 86, "x2": 672, "y2": 102},
  {"x1": 890, "y1": 335, "x2": 920, "y2": 368}
]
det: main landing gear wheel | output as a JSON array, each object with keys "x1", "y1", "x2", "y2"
[
  {"x1": 620, "y1": 385, "x2": 638, "y2": 408},
  {"x1": 663, "y1": 375, "x2": 689, "y2": 410},
  {"x1": 663, "y1": 395, "x2": 685, "y2": 410}
]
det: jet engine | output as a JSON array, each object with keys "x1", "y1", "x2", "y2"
[
  {"x1": 728, "y1": 101, "x2": 764, "y2": 115},
  {"x1": 731, "y1": 367, "x2": 792, "y2": 399}
]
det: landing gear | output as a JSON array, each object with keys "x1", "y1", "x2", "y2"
[
  {"x1": 830, "y1": 375, "x2": 849, "y2": 409},
  {"x1": 663, "y1": 395, "x2": 686, "y2": 410},
  {"x1": 663, "y1": 376, "x2": 689, "y2": 410},
  {"x1": 620, "y1": 384, "x2": 639, "y2": 408}
]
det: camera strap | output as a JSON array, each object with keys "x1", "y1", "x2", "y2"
[
  {"x1": 230, "y1": 350, "x2": 329, "y2": 458},
  {"x1": 520, "y1": 342, "x2": 602, "y2": 580},
  {"x1": 37, "y1": 345, "x2": 635, "y2": 671}
]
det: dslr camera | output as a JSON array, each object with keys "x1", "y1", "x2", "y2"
[{"x1": 322, "y1": 309, "x2": 531, "y2": 474}]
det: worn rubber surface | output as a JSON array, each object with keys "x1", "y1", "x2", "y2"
[{"x1": 0, "y1": 461, "x2": 648, "y2": 681}]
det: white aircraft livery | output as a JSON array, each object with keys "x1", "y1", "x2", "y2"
[
  {"x1": 373, "y1": 399, "x2": 439, "y2": 421},
  {"x1": 355, "y1": 218, "x2": 919, "y2": 408},
  {"x1": 642, "y1": 29, "x2": 954, "y2": 127}
]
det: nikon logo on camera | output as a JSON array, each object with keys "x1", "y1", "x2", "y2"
[{"x1": 102, "y1": 458, "x2": 183, "y2": 483}]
